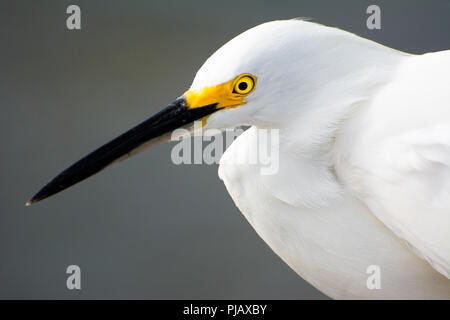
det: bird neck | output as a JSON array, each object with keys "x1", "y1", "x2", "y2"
[
  {"x1": 265, "y1": 35, "x2": 409, "y2": 158},
  {"x1": 250, "y1": 32, "x2": 410, "y2": 209}
]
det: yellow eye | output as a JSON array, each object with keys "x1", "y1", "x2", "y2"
[{"x1": 233, "y1": 74, "x2": 256, "y2": 95}]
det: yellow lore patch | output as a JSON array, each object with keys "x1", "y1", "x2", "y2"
[{"x1": 184, "y1": 74, "x2": 256, "y2": 111}]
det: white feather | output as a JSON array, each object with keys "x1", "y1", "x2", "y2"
[
  {"x1": 335, "y1": 51, "x2": 450, "y2": 279},
  {"x1": 190, "y1": 20, "x2": 450, "y2": 298}
]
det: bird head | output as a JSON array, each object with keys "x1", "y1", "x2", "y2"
[
  {"x1": 189, "y1": 19, "x2": 314, "y2": 130},
  {"x1": 28, "y1": 19, "x2": 387, "y2": 204}
]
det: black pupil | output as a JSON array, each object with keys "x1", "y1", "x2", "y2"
[{"x1": 238, "y1": 82, "x2": 248, "y2": 91}]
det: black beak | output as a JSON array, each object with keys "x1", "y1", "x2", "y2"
[{"x1": 27, "y1": 97, "x2": 220, "y2": 205}]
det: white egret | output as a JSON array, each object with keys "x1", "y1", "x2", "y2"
[{"x1": 28, "y1": 20, "x2": 450, "y2": 299}]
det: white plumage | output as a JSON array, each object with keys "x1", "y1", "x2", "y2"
[
  {"x1": 191, "y1": 20, "x2": 450, "y2": 299},
  {"x1": 30, "y1": 19, "x2": 450, "y2": 299}
]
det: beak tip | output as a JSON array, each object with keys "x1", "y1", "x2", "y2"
[{"x1": 26, "y1": 194, "x2": 42, "y2": 206}]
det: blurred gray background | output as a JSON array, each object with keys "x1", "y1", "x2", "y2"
[{"x1": 1, "y1": 0, "x2": 449, "y2": 299}]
